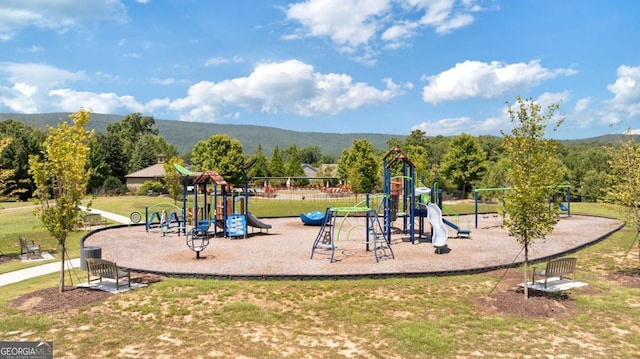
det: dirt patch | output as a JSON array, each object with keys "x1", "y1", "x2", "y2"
[
  {"x1": 474, "y1": 268, "x2": 577, "y2": 318},
  {"x1": 475, "y1": 289, "x2": 576, "y2": 318},
  {"x1": 0, "y1": 254, "x2": 14, "y2": 265},
  {"x1": 607, "y1": 269, "x2": 640, "y2": 289},
  {"x1": 8, "y1": 286, "x2": 113, "y2": 312},
  {"x1": 8, "y1": 273, "x2": 164, "y2": 313}
]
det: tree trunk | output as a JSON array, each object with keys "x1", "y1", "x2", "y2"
[
  {"x1": 59, "y1": 243, "x2": 66, "y2": 293},
  {"x1": 523, "y1": 243, "x2": 529, "y2": 299}
]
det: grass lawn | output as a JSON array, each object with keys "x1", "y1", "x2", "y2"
[{"x1": 1, "y1": 197, "x2": 639, "y2": 357}]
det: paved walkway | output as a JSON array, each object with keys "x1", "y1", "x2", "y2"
[
  {"x1": 0, "y1": 207, "x2": 130, "y2": 287},
  {"x1": 79, "y1": 206, "x2": 130, "y2": 224},
  {"x1": 0, "y1": 258, "x2": 81, "y2": 286}
]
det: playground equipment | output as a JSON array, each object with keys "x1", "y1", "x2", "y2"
[
  {"x1": 383, "y1": 147, "x2": 417, "y2": 244},
  {"x1": 473, "y1": 184, "x2": 571, "y2": 228},
  {"x1": 143, "y1": 203, "x2": 186, "y2": 236},
  {"x1": 426, "y1": 203, "x2": 448, "y2": 253},
  {"x1": 185, "y1": 228, "x2": 209, "y2": 259},
  {"x1": 311, "y1": 194, "x2": 394, "y2": 263},
  {"x1": 300, "y1": 210, "x2": 330, "y2": 226}
]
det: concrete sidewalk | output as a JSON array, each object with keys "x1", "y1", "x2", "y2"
[
  {"x1": 0, "y1": 258, "x2": 81, "y2": 286},
  {"x1": 79, "y1": 206, "x2": 130, "y2": 224},
  {"x1": 0, "y1": 207, "x2": 129, "y2": 287}
]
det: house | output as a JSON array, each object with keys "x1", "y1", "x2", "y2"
[{"x1": 125, "y1": 155, "x2": 167, "y2": 192}]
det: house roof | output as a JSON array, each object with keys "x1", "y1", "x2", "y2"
[{"x1": 125, "y1": 163, "x2": 166, "y2": 178}]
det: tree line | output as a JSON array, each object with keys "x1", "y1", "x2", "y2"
[{"x1": 0, "y1": 110, "x2": 637, "y2": 203}]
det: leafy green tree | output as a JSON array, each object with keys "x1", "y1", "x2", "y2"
[
  {"x1": 605, "y1": 131, "x2": 640, "y2": 267},
  {"x1": 441, "y1": 133, "x2": 487, "y2": 194},
  {"x1": 269, "y1": 146, "x2": 285, "y2": 182},
  {"x1": 477, "y1": 135, "x2": 504, "y2": 163},
  {"x1": 403, "y1": 145, "x2": 432, "y2": 186},
  {"x1": 299, "y1": 146, "x2": 322, "y2": 166},
  {"x1": 337, "y1": 139, "x2": 380, "y2": 193},
  {"x1": 86, "y1": 132, "x2": 128, "y2": 193},
  {"x1": 580, "y1": 170, "x2": 611, "y2": 202},
  {"x1": 284, "y1": 144, "x2": 307, "y2": 185},
  {"x1": 478, "y1": 156, "x2": 510, "y2": 201},
  {"x1": 424, "y1": 135, "x2": 451, "y2": 167},
  {"x1": 102, "y1": 176, "x2": 125, "y2": 195},
  {"x1": 247, "y1": 143, "x2": 270, "y2": 185},
  {"x1": 29, "y1": 110, "x2": 93, "y2": 292},
  {"x1": 107, "y1": 113, "x2": 160, "y2": 173},
  {"x1": 190, "y1": 134, "x2": 245, "y2": 185},
  {"x1": 128, "y1": 134, "x2": 178, "y2": 173},
  {"x1": 404, "y1": 129, "x2": 429, "y2": 149},
  {"x1": 0, "y1": 119, "x2": 46, "y2": 200},
  {"x1": 0, "y1": 137, "x2": 25, "y2": 201},
  {"x1": 501, "y1": 97, "x2": 564, "y2": 298},
  {"x1": 164, "y1": 156, "x2": 185, "y2": 204}
]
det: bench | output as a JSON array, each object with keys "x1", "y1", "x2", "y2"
[
  {"x1": 86, "y1": 258, "x2": 131, "y2": 290},
  {"x1": 531, "y1": 257, "x2": 577, "y2": 289},
  {"x1": 19, "y1": 236, "x2": 41, "y2": 259},
  {"x1": 82, "y1": 213, "x2": 108, "y2": 229}
]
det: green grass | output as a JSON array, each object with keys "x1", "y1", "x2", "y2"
[{"x1": 0, "y1": 197, "x2": 639, "y2": 357}]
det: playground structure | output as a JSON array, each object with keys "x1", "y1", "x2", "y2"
[
  {"x1": 310, "y1": 193, "x2": 394, "y2": 263},
  {"x1": 141, "y1": 203, "x2": 186, "y2": 236},
  {"x1": 382, "y1": 147, "x2": 471, "y2": 250},
  {"x1": 172, "y1": 163, "x2": 273, "y2": 258}
]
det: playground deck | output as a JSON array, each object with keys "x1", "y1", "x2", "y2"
[{"x1": 83, "y1": 214, "x2": 622, "y2": 278}]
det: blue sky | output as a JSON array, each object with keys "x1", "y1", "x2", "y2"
[{"x1": 0, "y1": 0, "x2": 638, "y2": 139}]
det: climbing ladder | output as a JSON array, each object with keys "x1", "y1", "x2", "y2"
[
  {"x1": 310, "y1": 208, "x2": 336, "y2": 262},
  {"x1": 369, "y1": 208, "x2": 394, "y2": 262}
]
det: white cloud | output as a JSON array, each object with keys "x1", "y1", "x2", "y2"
[
  {"x1": 412, "y1": 92, "x2": 571, "y2": 136},
  {"x1": 0, "y1": 62, "x2": 167, "y2": 114},
  {"x1": 606, "y1": 64, "x2": 640, "y2": 117},
  {"x1": 422, "y1": 60, "x2": 576, "y2": 104},
  {"x1": 0, "y1": 62, "x2": 86, "y2": 112},
  {"x1": 285, "y1": 0, "x2": 490, "y2": 61},
  {"x1": 575, "y1": 97, "x2": 591, "y2": 112},
  {"x1": 412, "y1": 116, "x2": 504, "y2": 136},
  {"x1": 0, "y1": 0, "x2": 127, "y2": 41},
  {"x1": 48, "y1": 88, "x2": 168, "y2": 114},
  {"x1": 204, "y1": 56, "x2": 244, "y2": 67},
  {"x1": 169, "y1": 59, "x2": 406, "y2": 121},
  {"x1": 286, "y1": 0, "x2": 388, "y2": 54}
]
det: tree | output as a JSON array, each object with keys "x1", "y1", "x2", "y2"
[
  {"x1": 337, "y1": 139, "x2": 380, "y2": 193},
  {"x1": 441, "y1": 133, "x2": 487, "y2": 194},
  {"x1": 0, "y1": 119, "x2": 46, "y2": 200},
  {"x1": 299, "y1": 146, "x2": 322, "y2": 166},
  {"x1": 404, "y1": 145, "x2": 431, "y2": 186},
  {"x1": 269, "y1": 146, "x2": 285, "y2": 183},
  {"x1": 106, "y1": 113, "x2": 160, "y2": 173},
  {"x1": 605, "y1": 131, "x2": 640, "y2": 267},
  {"x1": 247, "y1": 143, "x2": 270, "y2": 185},
  {"x1": 501, "y1": 97, "x2": 564, "y2": 298},
  {"x1": 29, "y1": 110, "x2": 93, "y2": 292},
  {"x1": 284, "y1": 144, "x2": 307, "y2": 185},
  {"x1": 0, "y1": 137, "x2": 25, "y2": 201},
  {"x1": 86, "y1": 133, "x2": 127, "y2": 193},
  {"x1": 190, "y1": 134, "x2": 245, "y2": 185},
  {"x1": 128, "y1": 134, "x2": 178, "y2": 173},
  {"x1": 163, "y1": 156, "x2": 185, "y2": 204}
]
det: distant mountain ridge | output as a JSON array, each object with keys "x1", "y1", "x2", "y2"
[
  {"x1": 1, "y1": 112, "x2": 401, "y2": 157},
  {"x1": 1, "y1": 112, "x2": 634, "y2": 157}
]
